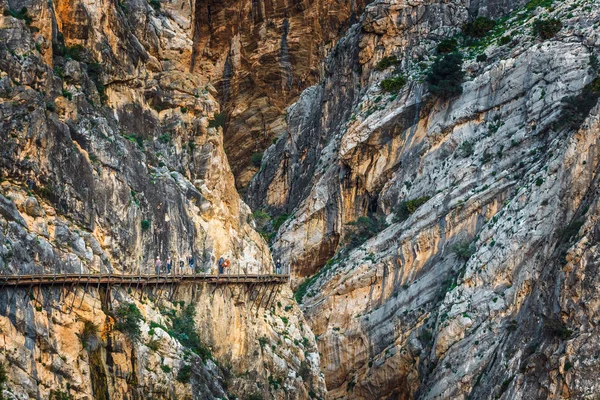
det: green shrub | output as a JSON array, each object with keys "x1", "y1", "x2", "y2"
[
  {"x1": 114, "y1": 302, "x2": 144, "y2": 341},
  {"x1": 393, "y1": 196, "x2": 431, "y2": 222},
  {"x1": 158, "y1": 133, "x2": 171, "y2": 144},
  {"x1": 160, "y1": 364, "x2": 171, "y2": 373},
  {"x1": 169, "y1": 304, "x2": 212, "y2": 361},
  {"x1": 557, "y1": 218, "x2": 584, "y2": 241},
  {"x1": 419, "y1": 329, "x2": 433, "y2": 345},
  {"x1": 272, "y1": 213, "x2": 290, "y2": 231},
  {"x1": 458, "y1": 140, "x2": 474, "y2": 157},
  {"x1": 499, "y1": 36, "x2": 511, "y2": 45},
  {"x1": 426, "y1": 53, "x2": 464, "y2": 99},
  {"x1": 437, "y1": 38, "x2": 458, "y2": 54},
  {"x1": 558, "y1": 77, "x2": 600, "y2": 130},
  {"x1": 258, "y1": 336, "x2": 269, "y2": 349},
  {"x1": 49, "y1": 389, "x2": 73, "y2": 400},
  {"x1": 62, "y1": 89, "x2": 72, "y2": 101},
  {"x1": 375, "y1": 55, "x2": 400, "y2": 71},
  {"x1": 545, "y1": 317, "x2": 573, "y2": 339},
  {"x1": 180, "y1": 107, "x2": 187, "y2": 113},
  {"x1": 3, "y1": 7, "x2": 32, "y2": 24},
  {"x1": 462, "y1": 17, "x2": 496, "y2": 37},
  {"x1": 476, "y1": 54, "x2": 488, "y2": 62},
  {"x1": 251, "y1": 152, "x2": 264, "y2": 168},
  {"x1": 452, "y1": 241, "x2": 475, "y2": 261},
  {"x1": 147, "y1": 339, "x2": 160, "y2": 351},
  {"x1": 344, "y1": 215, "x2": 387, "y2": 250},
  {"x1": 141, "y1": 219, "x2": 150, "y2": 231},
  {"x1": 123, "y1": 134, "x2": 144, "y2": 148},
  {"x1": 177, "y1": 363, "x2": 192, "y2": 383},
  {"x1": 380, "y1": 75, "x2": 407, "y2": 93},
  {"x1": 532, "y1": 18, "x2": 562, "y2": 39},
  {"x1": 208, "y1": 113, "x2": 226, "y2": 128},
  {"x1": 79, "y1": 320, "x2": 99, "y2": 350},
  {"x1": 149, "y1": 0, "x2": 161, "y2": 10}
]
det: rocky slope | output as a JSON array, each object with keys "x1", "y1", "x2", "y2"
[
  {"x1": 0, "y1": 0, "x2": 324, "y2": 398},
  {"x1": 248, "y1": 0, "x2": 600, "y2": 398}
]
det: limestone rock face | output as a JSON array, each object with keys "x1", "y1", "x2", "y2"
[
  {"x1": 0, "y1": 0, "x2": 324, "y2": 398},
  {"x1": 247, "y1": 0, "x2": 600, "y2": 398},
  {"x1": 191, "y1": 0, "x2": 370, "y2": 188}
]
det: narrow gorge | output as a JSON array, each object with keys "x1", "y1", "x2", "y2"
[{"x1": 1, "y1": 0, "x2": 600, "y2": 399}]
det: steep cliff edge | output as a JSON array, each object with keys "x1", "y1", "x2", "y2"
[
  {"x1": 248, "y1": 0, "x2": 600, "y2": 398},
  {"x1": 0, "y1": 0, "x2": 324, "y2": 398}
]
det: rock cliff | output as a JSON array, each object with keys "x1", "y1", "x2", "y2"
[
  {"x1": 0, "y1": 0, "x2": 324, "y2": 398},
  {"x1": 198, "y1": 0, "x2": 369, "y2": 188},
  {"x1": 248, "y1": 0, "x2": 600, "y2": 398}
]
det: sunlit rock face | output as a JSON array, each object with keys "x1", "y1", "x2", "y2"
[
  {"x1": 0, "y1": 0, "x2": 324, "y2": 398},
  {"x1": 247, "y1": 0, "x2": 600, "y2": 397}
]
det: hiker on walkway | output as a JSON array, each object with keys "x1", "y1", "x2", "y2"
[
  {"x1": 276, "y1": 259, "x2": 282, "y2": 275},
  {"x1": 155, "y1": 256, "x2": 161, "y2": 275},
  {"x1": 188, "y1": 255, "x2": 195, "y2": 273},
  {"x1": 218, "y1": 257, "x2": 224, "y2": 274},
  {"x1": 179, "y1": 258, "x2": 185, "y2": 275},
  {"x1": 166, "y1": 257, "x2": 172, "y2": 275}
]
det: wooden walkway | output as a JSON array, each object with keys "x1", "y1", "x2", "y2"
[{"x1": 0, "y1": 273, "x2": 290, "y2": 287}]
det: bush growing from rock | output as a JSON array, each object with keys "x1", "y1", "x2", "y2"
[
  {"x1": 208, "y1": 113, "x2": 226, "y2": 128},
  {"x1": 462, "y1": 17, "x2": 496, "y2": 37},
  {"x1": 177, "y1": 363, "x2": 192, "y2": 383},
  {"x1": 380, "y1": 75, "x2": 407, "y2": 93},
  {"x1": 251, "y1": 152, "x2": 264, "y2": 168},
  {"x1": 559, "y1": 76, "x2": 600, "y2": 130},
  {"x1": 344, "y1": 215, "x2": 387, "y2": 250},
  {"x1": 426, "y1": 53, "x2": 464, "y2": 99},
  {"x1": 375, "y1": 55, "x2": 400, "y2": 71},
  {"x1": 114, "y1": 302, "x2": 144, "y2": 342},
  {"x1": 393, "y1": 196, "x2": 432, "y2": 222},
  {"x1": 532, "y1": 18, "x2": 562, "y2": 39},
  {"x1": 437, "y1": 38, "x2": 458, "y2": 54},
  {"x1": 3, "y1": 7, "x2": 32, "y2": 25}
]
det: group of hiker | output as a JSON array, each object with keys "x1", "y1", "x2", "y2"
[
  {"x1": 154, "y1": 255, "x2": 195, "y2": 275},
  {"x1": 152, "y1": 255, "x2": 285, "y2": 275}
]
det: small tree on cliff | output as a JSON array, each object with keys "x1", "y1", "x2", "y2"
[
  {"x1": 114, "y1": 302, "x2": 144, "y2": 342},
  {"x1": 427, "y1": 52, "x2": 465, "y2": 100}
]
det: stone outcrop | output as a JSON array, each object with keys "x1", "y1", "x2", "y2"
[
  {"x1": 248, "y1": 0, "x2": 600, "y2": 398},
  {"x1": 0, "y1": 0, "x2": 324, "y2": 398}
]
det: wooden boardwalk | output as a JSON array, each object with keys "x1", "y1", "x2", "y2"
[{"x1": 0, "y1": 273, "x2": 290, "y2": 287}]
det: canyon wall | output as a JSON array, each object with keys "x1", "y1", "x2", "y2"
[
  {"x1": 248, "y1": 0, "x2": 600, "y2": 397},
  {"x1": 0, "y1": 0, "x2": 323, "y2": 398},
  {"x1": 186, "y1": 0, "x2": 369, "y2": 188}
]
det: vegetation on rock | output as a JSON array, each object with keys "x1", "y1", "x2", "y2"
[
  {"x1": 380, "y1": 76, "x2": 407, "y2": 93},
  {"x1": 375, "y1": 56, "x2": 401, "y2": 71},
  {"x1": 462, "y1": 17, "x2": 496, "y2": 37},
  {"x1": 532, "y1": 18, "x2": 562, "y2": 39},
  {"x1": 426, "y1": 53, "x2": 464, "y2": 99},
  {"x1": 114, "y1": 303, "x2": 144, "y2": 341}
]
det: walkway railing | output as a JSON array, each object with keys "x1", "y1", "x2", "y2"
[{"x1": 0, "y1": 264, "x2": 291, "y2": 288}]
